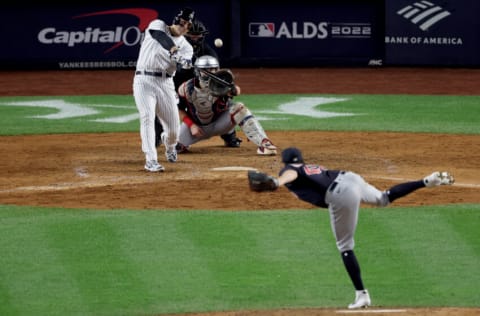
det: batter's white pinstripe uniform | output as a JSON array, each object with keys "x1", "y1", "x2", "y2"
[{"x1": 133, "y1": 18, "x2": 193, "y2": 171}]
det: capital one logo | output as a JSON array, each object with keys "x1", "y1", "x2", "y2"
[
  {"x1": 38, "y1": 8, "x2": 158, "y2": 53},
  {"x1": 397, "y1": 1, "x2": 451, "y2": 31}
]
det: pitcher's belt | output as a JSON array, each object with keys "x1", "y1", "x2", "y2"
[{"x1": 328, "y1": 171, "x2": 346, "y2": 192}]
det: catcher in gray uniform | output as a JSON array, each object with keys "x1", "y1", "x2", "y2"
[
  {"x1": 176, "y1": 55, "x2": 277, "y2": 155},
  {"x1": 248, "y1": 147, "x2": 455, "y2": 309}
]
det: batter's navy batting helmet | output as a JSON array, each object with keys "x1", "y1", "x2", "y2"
[
  {"x1": 281, "y1": 147, "x2": 304, "y2": 164},
  {"x1": 173, "y1": 7, "x2": 195, "y2": 25}
]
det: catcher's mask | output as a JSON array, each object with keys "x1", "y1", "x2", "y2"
[
  {"x1": 208, "y1": 69, "x2": 235, "y2": 96},
  {"x1": 194, "y1": 55, "x2": 220, "y2": 88},
  {"x1": 281, "y1": 147, "x2": 304, "y2": 164},
  {"x1": 173, "y1": 7, "x2": 195, "y2": 26},
  {"x1": 186, "y1": 19, "x2": 208, "y2": 48}
]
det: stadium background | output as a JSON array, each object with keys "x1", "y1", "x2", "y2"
[{"x1": 0, "y1": 1, "x2": 479, "y2": 315}]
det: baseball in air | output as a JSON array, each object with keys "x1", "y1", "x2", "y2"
[{"x1": 214, "y1": 38, "x2": 223, "y2": 48}]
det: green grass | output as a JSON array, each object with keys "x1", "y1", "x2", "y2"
[
  {"x1": 242, "y1": 94, "x2": 480, "y2": 133},
  {"x1": 0, "y1": 94, "x2": 479, "y2": 135},
  {"x1": 1, "y1": 93, "x2": 479, "y2": 314},
  {"x1": 0, "y1": 205, "x2": 479, "y2": 315}
]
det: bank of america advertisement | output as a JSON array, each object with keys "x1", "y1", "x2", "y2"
[
  {"x1": 240, "y1": 1, "x2": 385, "y2": 66},
  {"x1": 385, "y1": 0, "x2": 480, "y2": 66},
  {"x1": 1, "y1": 1, "x2": 478, "y2": 68}
]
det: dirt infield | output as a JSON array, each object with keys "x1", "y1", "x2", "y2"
[{"x1": 0, "y1": 67, "x2": 479, "y2": 315}]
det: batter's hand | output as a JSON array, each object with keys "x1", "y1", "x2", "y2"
[{"x1": 170, "y1": 46, "x2": 179, "y2": 55}]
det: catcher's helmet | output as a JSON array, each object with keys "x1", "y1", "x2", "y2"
[
  {"x1": 194, "y1": 55, "x2": 220, "y2": 88},
  {"x1": 173, "y1": 7, "x2": 195, "y2": 25},
  {"x1": 194, "y1": 55, "x2": 220, "y2": 69},
  {"x1": 281, "y1": 147, "x2": 304, "y2": 164}
]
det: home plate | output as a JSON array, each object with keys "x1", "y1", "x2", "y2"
[
  {"x1": 211, "y1": 166, "x2": 258, "y2": 171},
  {"x1": 336, "y1": 309, "x2": 407, "y2": 314}
]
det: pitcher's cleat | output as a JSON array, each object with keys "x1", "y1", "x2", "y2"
[{"x1": 348, "y1": 289, "x2": 371, "y2": 309}]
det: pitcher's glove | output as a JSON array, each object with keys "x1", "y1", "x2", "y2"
[{"x1": 248, "y1": 170, "x2": 279, "y2": 192}]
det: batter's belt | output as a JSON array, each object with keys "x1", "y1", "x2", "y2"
[{"x1": 135, "y1": 70, "x2": 172, "y2": 78}]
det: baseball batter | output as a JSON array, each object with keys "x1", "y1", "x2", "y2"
[
  {"x1": 176, "y1": 55, "x2": 277, "y2": 155},
  {"x1": 133, "y1": 7, "x2": 195, "y2": 172},
  {"x1": 249, "y1": 147, "x2": 455, "y2": 309}
]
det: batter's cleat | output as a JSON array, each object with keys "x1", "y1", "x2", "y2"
[
  {"x1": 166, "y1": 149, "x2": 177, "y2": 163},
  {"x1": 160, "y1": 132, "x2": 177, "y2": 162},
  {"x1": 257, "y1": 138, "x2": 277, "y2": 156},
  {"x1": 423, "y1": 171, "x2": 455, "y2": 187},
  {"x1": 348, "y1": 289, "x2": 371, "y2": 309},
  {"x1": 221, "y1": 131, "x2": 242, "y2": 147},
  {"x1": 144, "y1": 160, "x2": 165, "y2": 172}
]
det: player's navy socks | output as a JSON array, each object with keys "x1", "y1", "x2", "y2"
[
  {"x1": 341, "y1": 250, "x2": 364, "y2": 291},
  {"x1": 386, "y1": 180, "x2": 424, "y2": 203}
]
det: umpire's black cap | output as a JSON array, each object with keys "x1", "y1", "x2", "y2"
[{"x1": 281, "y1": 147, "x2": 304, "y2": 164}]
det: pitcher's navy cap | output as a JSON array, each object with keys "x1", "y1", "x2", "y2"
[{"x1": 281, "y1": 147, "x2": 304, "y2": 164}]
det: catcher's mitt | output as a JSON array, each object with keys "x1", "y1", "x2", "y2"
[
  {"x1": 208, "y1": 69, "x2": 235, "y2": 96},
  {"x1": 248, "y1": 170, "x2": 279, "y2": 192}
]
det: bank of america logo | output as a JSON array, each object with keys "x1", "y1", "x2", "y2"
[{"x1": 397, "y1": 1, "x2": 451, "y2": 31}]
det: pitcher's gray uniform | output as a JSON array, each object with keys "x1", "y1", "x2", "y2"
[
  {"x1": 275, "y1": 147, "x2": 455, "y2": 309},
  {"x1": 133, "y1": 8, "x2": 195, "y2": 172}
]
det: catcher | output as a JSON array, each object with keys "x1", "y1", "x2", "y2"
[
  {"x1": 175, "y1": 55, "x2": 277, "y2": 155},
  {"x1": 248, "y1": 147, "x2": 455, "y2": 309}
]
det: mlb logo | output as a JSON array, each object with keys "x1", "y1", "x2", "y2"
[{"x1": 249, "y1": 23, "x2": 275, "y2": 37}]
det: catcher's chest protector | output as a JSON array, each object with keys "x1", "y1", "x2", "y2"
[{"x1": 190, "y1": 87, "x2": 218, "y2": 124}]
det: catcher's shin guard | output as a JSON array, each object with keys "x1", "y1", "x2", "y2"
[{"x1": 230, "y1": 103, "x2": 268, "y2": 147}]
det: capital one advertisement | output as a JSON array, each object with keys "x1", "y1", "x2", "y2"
[
  {"x1": 385, "y1": 0, "x2": 480, "y2": 66},
  {"x1": 0, "y1": 3, "x2": 229, "y2": 69},
  {"x1": 239, "y1": 1, "x2": 385, "y2": 66}
]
